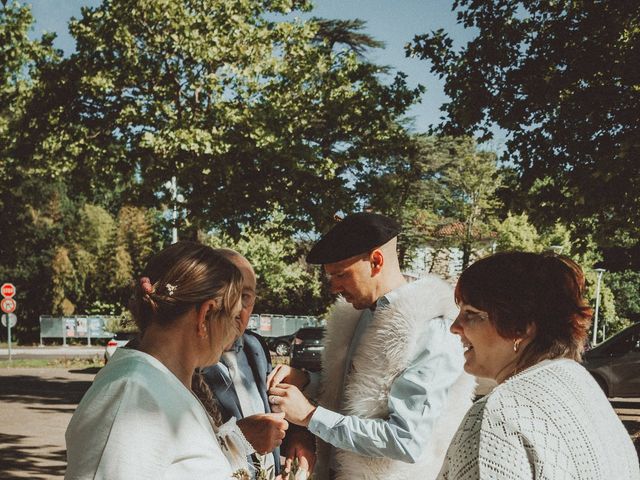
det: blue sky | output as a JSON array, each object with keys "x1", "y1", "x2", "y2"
[{"x1": 26, "y1": 0, "x2": 487, "y2": 140}]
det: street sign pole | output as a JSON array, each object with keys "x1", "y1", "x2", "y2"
[
  {"x1": 7, "y1": 319, "x2": 11, "y2": 362},
  {"x1": 1, "y1": 284, "x2": 17, "y2": 362},
  {"x1": 3, "y1": 314, "x2": 15, "y2": 363}
]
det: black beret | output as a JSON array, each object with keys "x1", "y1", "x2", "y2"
[{"x1": 306, "y1": 212, "x2": 401, "y2": 264}]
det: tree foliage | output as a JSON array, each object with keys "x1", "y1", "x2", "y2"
[
  {"x1": 0, "y1": 179, "x2": 161, "y2": 341},
  {"x1": 0, "y1": 0, "x2": 422, "y2": 341},
  {"x1": 408, "y1": 0, "x2": 640, "y2": 245},
  {"x1": 359, "y1": 135, "x2": 501, "y2": 269},
  {"x1": 492, "y1": 212, "x2": 540, "y2": 253},
  {"x1": 16, "y1": 0, "x2": 420, "y2": 234},
  {"x1": 202, "y1": 211, "x2": 330, "y2": 316},
  {"x1": 606, "y1": 271, "x2": 640, "y2": 323},
  {"x1": 0, "y1": 2, "x2": 58, "y2": 180},
  {"x1": 436, "y1": 137, "x2": 501, "y2": 268},
  {"x1": 312, "y1": 17, "x2": 384, "y2": 55}
]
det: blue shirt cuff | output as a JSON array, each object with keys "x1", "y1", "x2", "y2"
[{"x1": 308, "y1": 405, "x2": 343, "y2": 438}]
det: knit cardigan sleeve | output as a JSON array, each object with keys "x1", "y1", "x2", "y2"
[
  {"x1": 437, "y1": 395, "x2": 533, "y2": 480},
  {"x1": 439, "y1": 359, "x2": 640, "y2": 480}
]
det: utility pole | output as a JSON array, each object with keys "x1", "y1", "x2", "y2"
[
  {"x1": 592, "y1": 268, "x2": 606, "y2": 345},
  {"x1": 164, "y1": 177, "x2": 184, "y2": 244}
]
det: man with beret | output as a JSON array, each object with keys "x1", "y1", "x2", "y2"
[{"x1": 267, "y1": 212, "x2": 475, "y2": 480}]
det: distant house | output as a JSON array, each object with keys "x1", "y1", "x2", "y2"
[{"x1": 404, "y1": 221, "x2": 497, "y2": 283}]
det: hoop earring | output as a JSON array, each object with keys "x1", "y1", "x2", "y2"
[{"x1": 513, "y1": 338, "x2": 522, "y2": 352}]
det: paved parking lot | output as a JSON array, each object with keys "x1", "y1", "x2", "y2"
[
  {"x1": 0, "y1": 367, "x2": 96, "y2": 479},
  {"x1": 0, "y1": 367, "x2": 638, "y2": 479}
]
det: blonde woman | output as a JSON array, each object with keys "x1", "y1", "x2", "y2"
[{"x1": 65, "y1": 241, "x2": 261, "y2": 479}]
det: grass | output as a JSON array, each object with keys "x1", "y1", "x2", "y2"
[
  {"x1": 271, "y1": 355, "x2": 290, "y2": 366},
  {"x1": 0, "y1": 353, "x2": 288, "y2": 371},
  {"x1": 0, "y1": 356, "x2": 104, "y2": 369}
]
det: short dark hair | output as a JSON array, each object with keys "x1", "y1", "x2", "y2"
[{"x1": 455, "y1": 251, "x2": 593, "y2": 364}]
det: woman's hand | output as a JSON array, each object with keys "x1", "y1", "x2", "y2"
[{"x1": 236, "y1": 412, "x2": 288, "y2": 454}]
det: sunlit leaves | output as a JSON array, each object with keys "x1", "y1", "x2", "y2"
[
  {"x1": 409, "y1": 0, "x2": 640, "y2": 244},
  {"x1": 18, "y1": 0, "x2": 420, "y2": 234}
]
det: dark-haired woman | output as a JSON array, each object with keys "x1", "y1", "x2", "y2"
[
  {"x1": 65, "y1": 241, "x2": 254, "y2": 479},
  {"x1": 438, "y1": 251, "x2": 639, "y2": 480}
]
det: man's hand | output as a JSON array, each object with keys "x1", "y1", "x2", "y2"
[
  {"x1": 282, "y1": 426, "x2": 316, "y2": 477},
  {"x1": 236, "y1": 412, "x2": 288, "y2": 454},
  {"x1": 267, "y1": 364, "x2": 309, "y2": 390},
  {"x1": 269, "y1": 384, "x2": 316, "y2": 427}
]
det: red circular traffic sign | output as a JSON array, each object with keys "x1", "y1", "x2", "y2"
[
  {"x1": 1, "y1": 283, "x2": 16, "y2": 298},
  {"x1": 1, "y1": 298, "x2": 16, "y2": 313}
]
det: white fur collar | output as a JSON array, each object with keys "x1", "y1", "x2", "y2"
[{"x1": 316, "y1": 275, "x2": 475, "y2": 480}]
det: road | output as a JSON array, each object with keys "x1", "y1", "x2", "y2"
[
  {"x1": 0, "y1": 366, "x2": 638, "y2": 479},
  {"x1": 0, "y1": 346, "x2": 104, "y2": 361},
  {"x1": 0, "y1": 367, "x2": 96, "y2": 479}
]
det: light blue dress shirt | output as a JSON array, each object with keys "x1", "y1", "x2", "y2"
[
  {"x1": 221, "y1": 337, "x2": 265, "y2": 417},
  {"x1": 307, "y1": 291, "x2": 464, "y2": 463}
]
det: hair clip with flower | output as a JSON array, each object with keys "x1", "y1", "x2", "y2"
[{"x1": 140, "y1": 277, "x2": 154, "y2": 294}]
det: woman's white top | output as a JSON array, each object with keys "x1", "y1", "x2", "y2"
[
  {"x1": 65, "y1": 348, "x2": 249, "y2": 479},
  {"x1": 438, "y1": 358, "x2": 640, "y2": 480}
]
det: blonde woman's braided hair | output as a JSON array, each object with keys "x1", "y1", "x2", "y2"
[{"x1": 192, "y1": 369, "x2": 224, "y2": 426}]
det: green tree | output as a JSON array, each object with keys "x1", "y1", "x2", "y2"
[
  {"x1": 76, "y1": 204, "x2": 116, "y2": 260},
  {"x1": 0, "y1": 182, "x2": 78, "y2": 342},
  {"x1": 360, "y1": 135, "x2": 501, "y2": 270},
  {"x1": 203, "y1": 212, "x2": 329, "y2": 316},
  {"x1": 438, "y1": 137, "x2": 501, "y2": 268},
  {"x1": 44, "y1": 202, "x2": 160, "y2": 318},
  {"x1": 68, "y1": 204, "x2": 117, "y2": 311},
  {"x1": 312, "y1": 17, "x2": 384, "y2": 55},
  {"x1": 356, "y1": 134, "x2": 446, "y2": 266},
  {"x1": 0, "y1": 182, "x2": 161, "y2": 342},
  {"x1": 87, "y1": 205, "x2": 163, "y2": 314},
  {"x1": 19, "y1": 0, "x2": 420, "y2": 234},
  {"x1": 0, "y1": 4, "x2": 67, "y2": 341},
  {"x1": 1, "y1": 1, "x2": 421, "y2": 340},
  {"x1": 607, "y1": 271, "x2": 640, "y2": 323},
  {"x1": 492, "y1": 212, "x2": 541, "y2": 253},
  {"x1": 114, "y1": 206, "x2": 160, "y2": 278},
  {"x1": 0, "y1": 2, "x2": 58, "y2": 190},
  {"x1": 408, "y1": 1, "x2": 640, "y2": 246},
  {"x1": 51, "y1": 246, "x2": 77, "y2": 315}
]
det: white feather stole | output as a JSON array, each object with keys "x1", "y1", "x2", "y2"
[{"x1": 315, "y1": 275, "x2": 476, "y2": 480}]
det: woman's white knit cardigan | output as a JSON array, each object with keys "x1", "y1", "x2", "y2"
[{"x1": 438, "y1": 358, "x2": 640, "y2": 480}]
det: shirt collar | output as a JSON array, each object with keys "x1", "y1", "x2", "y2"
[
  {"x1": 368, "y1": 294, "x2": 387, "y2": 311},
  {"x1": 228, "y1": 336, "x2": 244, "y2": 353},
  {"x1": 370, "y1": 286, "x2": 399, "y2": 311}
]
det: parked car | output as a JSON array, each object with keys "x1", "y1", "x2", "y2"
[
  {"x1": 582, "y1": 322, "x2": 640, "y2": 397},
  {"x1": 104, "y1": 331, "x2": 138, "y2": 363},
  {"x1": 290, "y1": 327, "x2": 325, "y2": 372},
  {"x1": 265, "y1": 334, "x2": 294, "y2": 356}
]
